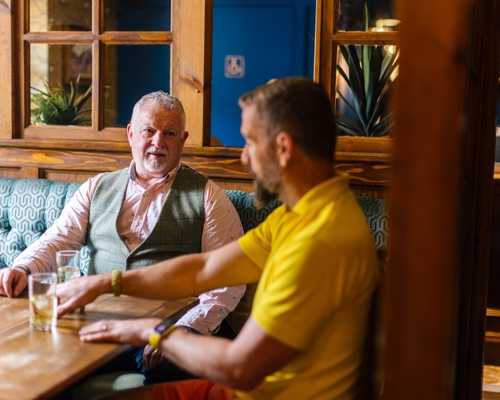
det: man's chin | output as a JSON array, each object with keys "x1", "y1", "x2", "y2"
[
  {"x1": 253, "y1": 183, "x2": 279, "y2": 209},
  {"x1": 144, "y1": 161, "x2": 169, "y2": 174}
]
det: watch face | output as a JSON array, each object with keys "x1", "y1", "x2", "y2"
[{"x1": 155, "y1": 321, "x2": 172, "y2": 334}]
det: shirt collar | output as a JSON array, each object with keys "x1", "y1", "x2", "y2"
[
  {"x1": 128, "y1": 160, "x2": 181, "y2": 185},
  {"x1": 291, "y1": 172, "x2": 351, "y2": 216}
]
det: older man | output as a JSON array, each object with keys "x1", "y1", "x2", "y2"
[
  {"x1": 0, "y1": 91, "x2": 245, "y2": 384},
  {"x1": 56, "y1": 78, "x2": 380, "y2": 400}
]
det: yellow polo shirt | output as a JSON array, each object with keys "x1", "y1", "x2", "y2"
[{"x1": 236, "y1": 172, "x2": 379, "y2": 400}]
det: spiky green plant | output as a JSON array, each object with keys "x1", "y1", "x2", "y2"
[
  {"x1": 31, "y1": 75, "x2": 92, "y2": 126},
  {"x1": 336, "y1": 4, "x2": 399, "y2": 137}
]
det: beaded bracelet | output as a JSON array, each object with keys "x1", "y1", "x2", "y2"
[{"x1": 111, "y1": 270, "x2": 121, "y2": 297}]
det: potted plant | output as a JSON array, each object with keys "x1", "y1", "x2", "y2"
[
  {"x1": 336, "y1": 3, "x2": 399, "y2": 137},
  {"x1": 31, "y1": 75, "x2": 92, "y2": 126}
]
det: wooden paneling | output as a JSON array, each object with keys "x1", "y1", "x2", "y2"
[
  {"x1": 0, "y1": 0, "x2": 13, "y2": 140},
  {"x1": 0, "y1": 168, "x2": 20, "y2": 178},
  {"x1": 455, "y1": 0, "x2": 499, "y2": 396},
  {"x1": 381, "y1": 0, "x2": 497, "y2": 399},
  {"x1": 489, "y1": 182, "x2": 500, "y2": 310},
  {"x1": 0, "y1": 140, "x2": 391, "y2": 195}
]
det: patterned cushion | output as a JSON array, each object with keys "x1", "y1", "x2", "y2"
[
  {"x1": 224, "y1": 190, "x2": 282, "y2": 233},
  {"x1": 0, "y1": 178, "x2": 89, "y2": 272},
  {"x1": 225, "y1": 190, "x2": 389, "y2": 250},
  {"x1": 356, "y1": 196, "x2": 389, "y2": 251}
]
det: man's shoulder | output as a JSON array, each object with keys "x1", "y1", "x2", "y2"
[
  {"x1": 178, "y1": 163, "x2": 207, "y2": 179},
  {"x1": 176, "y1": 164, "x2": 209, "y2": 186},
  {"x1": 100, "y1": 168, "x2": 129, "y2": 178}
]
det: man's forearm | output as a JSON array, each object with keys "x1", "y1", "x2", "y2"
[{"x1": 120, "y1": 253, "x2": 209, "y2": 299}]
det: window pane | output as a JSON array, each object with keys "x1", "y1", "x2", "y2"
[
  {"x1": 30, "y1": 44, "x2": 92, "y2": 126},
  {"x1": 104, "y1": 0, "x2": 171, "y2": 31},
  {"x1": 339, "y1": 0, "x2": 397, "y2": 31},
  {"x1": 30, "y1": 0, "x2": 91, "y2": 31},
  {"x1": 104, "y1": 45, "x2": 170, "y2": 128},
  {"x1": 336, "y1": 44, "x2": 398, "y2": 137}
]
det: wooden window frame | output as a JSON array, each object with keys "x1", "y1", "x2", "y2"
[
  {"x1": 314, "y1": 0, "x2": 395, "y2": 168},
  {"x1": 0, "y1": 0, "x2": 391, "y2": 194},
  {"x1": 0, "y1": 0, "x2": 212, "y2": 146}
]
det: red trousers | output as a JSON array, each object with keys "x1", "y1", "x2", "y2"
[{"x1": 152, "y1": 379, "x2": 234, "y2": 400}]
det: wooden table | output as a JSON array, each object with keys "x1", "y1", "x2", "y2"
[{"x1": 0, "y1": 293, "x2": 198, "y2": 400}]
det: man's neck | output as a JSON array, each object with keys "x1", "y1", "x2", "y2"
[
  {"x1": 281, "y1": 161, "x2": 336, "y2": 209},
  {"x1": 130, "y1": 162, "x2": 170, "y2": 189}
]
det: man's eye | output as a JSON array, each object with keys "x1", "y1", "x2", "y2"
[
  {"x1": 142, "y1": 129, "x2": 155, "y2": 137},
  {"x1": 164, "y1": 131, "x2": 177, "y2": 138}
]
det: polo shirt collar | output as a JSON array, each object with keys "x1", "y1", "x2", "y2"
[{"x1": 292, "y1": 172, "x2": 350, "y2": 216}]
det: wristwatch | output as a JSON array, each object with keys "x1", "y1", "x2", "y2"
[{"x1": 149, "y1": 318, "x2": 177, "y2": 351}]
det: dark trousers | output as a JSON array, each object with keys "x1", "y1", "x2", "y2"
[{"x1": 94, "y1": 319, "x2": 236, "y2": 385}]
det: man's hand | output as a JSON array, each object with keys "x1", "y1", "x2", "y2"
[
  {"x1": 79, "y1": 318, "x2": 160, "y2": 348},
  {"x1": 143, "y1": 344, "x2": 168, "y2": 371},
  {"x1": 0, "y1": 268, "x2": 28, "y2": 297},
  {"x1": 56, "y1": 274, "x2": 110, "y2": 317}
]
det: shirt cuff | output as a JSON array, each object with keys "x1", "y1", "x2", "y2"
[
  {"x1": 175, "y1": 325, "x2": 202, "y2": 335},
  {"x1": 12, "y1": 266, "x2": 31, "y2": 276}
]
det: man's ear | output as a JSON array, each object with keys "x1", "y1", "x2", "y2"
[
  {"x1": 275, "y1": 132, "x2": 293, "y2": 167},
  {"x1": 181, "y1": 131, "x2": 189, "y2": 143},
  {"x1": 127, "y1": 124, "x2": 133, "y2": 146}
]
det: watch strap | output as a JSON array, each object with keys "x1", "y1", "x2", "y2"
[{"x1": 149, "y1": 319, "x2": 177, "y2": 351}]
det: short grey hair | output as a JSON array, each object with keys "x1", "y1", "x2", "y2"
[{"x1": 130, "y1": 91, "x2": 186, "y2": 130}]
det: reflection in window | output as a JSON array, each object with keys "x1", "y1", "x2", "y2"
[
  {"x1": 339, "y1": 0, "x2": 395, "y2": 31},
  {"x1": 104, "y1": 0, "x2": 171, "y2": 31},
  {"x1": 30, "y1": 44, "x2": 92, "y2": 126},
  {"x1": 336, "y1": 44, "x2": 399, "y2": 137},
  {"x1": 30, "y1": 0, "x2": 91, "y2": 31},
  {"x1": 104, "y1": 45, "x2": 170, "y2": 128}
]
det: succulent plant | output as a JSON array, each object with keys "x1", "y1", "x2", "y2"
[
  {"x1": 336, "y1": 3, "x2": 399, "y2": 137},
  {"x1": 31, "y1": 75, "x2": 92, "y2": 126}
]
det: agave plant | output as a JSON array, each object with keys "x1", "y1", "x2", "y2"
[
  {"x1": 31, "y1": 75, "x2": 92, "y2": 126},
  {"x1": 336, "y1": 4, "x2": 399, "y2": 137}
]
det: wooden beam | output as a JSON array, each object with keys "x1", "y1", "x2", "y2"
[
  {"x1": 382, "y1": 0, "x2": 473, "y2": 398},
  {"x1": 0, "y1": 0, "x2": 13, "y2": 139},
  {"x1": 171, "y1": 0, "x2": 213, "y2": 146}
]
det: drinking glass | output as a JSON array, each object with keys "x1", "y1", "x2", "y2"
[
  {"x1": 56, "y1": 250, "x2": 81, "y2": 282},
  {"x1": 29, "y1": 272, "x2": 57, "y2": 331}
]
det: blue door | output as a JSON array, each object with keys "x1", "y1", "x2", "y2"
[{"x1": 211, "y1": 0, "x2": 316, "y2": 147}]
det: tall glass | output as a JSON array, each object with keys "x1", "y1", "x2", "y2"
[
  {"x1": 56, "y1": 250, "x2": 81, "y2": 283},
  {"x1": 29, "y1": 273, "x2": 57, "y2": 331}
]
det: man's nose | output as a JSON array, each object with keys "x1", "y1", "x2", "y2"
[
  {"x1": 151, "y1": 131, "x2": 164, "y2": 147},
  {"x1": 240, "y1": 146, "x2": 250, "y2": 166}
]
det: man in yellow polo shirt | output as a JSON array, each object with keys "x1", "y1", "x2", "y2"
[{"x1": 56, "y1": 77, "x2": 380, "y2": 400}]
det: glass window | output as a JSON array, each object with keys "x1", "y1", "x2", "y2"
[
  {"x1": 22, "y1": 0, "x2": 174, "y2": 141},
  {"x1": 336, "y1": 43, "x2": 398, "y2": 137},
  {"x1": 30, "y1": 44, "x2": 92, "y2": 126},
  {"x1": 103, "y1": 45, "x2": 170, "y2": 127},
  {"x1": 104, "y1": 0, "x2": 171, "y2": 31},
  {"x1": 330, "y1": 0, "x2": 399, "y2": 138},
  {"x1": 339, "y1": 0, "x2": 396, "y2": 31},
  {"x1": 30, "y1": 0, "x2": 92, "y2": 31}
]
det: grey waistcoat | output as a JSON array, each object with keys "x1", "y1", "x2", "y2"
[{"x1": 86, "y1": 164, "x2": 207, "y2": 274}]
